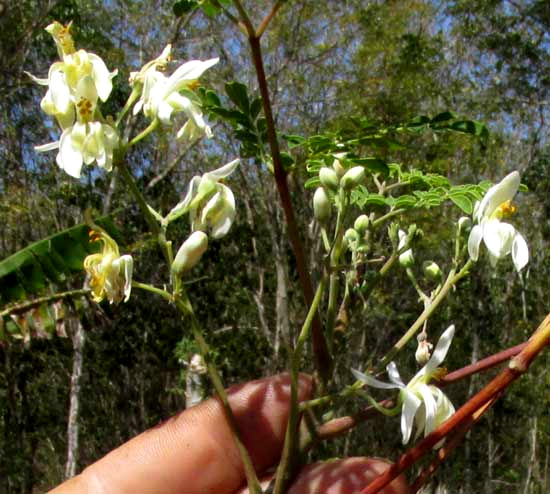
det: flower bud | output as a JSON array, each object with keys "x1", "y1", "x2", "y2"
[
  {"x1": 319, "y1": 167, "x2": 339, "y2": 190},
  {"x1": 458, "y1": 216, "x2": 470, "y2": 231},
  {"x1": 415, "y1": 339, "x2": 433, "y2": 365},
  {"x1": 172, "y1": 231, "x2": 208, "y2": 275},
  {"x1": 313, "y1": 187, "x2": 331, "y2": 222},
  {"x1": 354, "y1": 214, "x2": 370, "y2": 234},
  {"x1": 340, "y1": 166, "x2": 366, "y2": 190},
  {"x1": 344, "y1": 228, "x2": 359, "y2": 244},
  {"x1": 399, "y1": 248, "x2": 415, "y2": 268},
  {"x1": 423, "y1": 261, "x2": 442, "y2": 280},
  {"x1": 332, "y1": 158, "x2": 346, "y2": 178}
]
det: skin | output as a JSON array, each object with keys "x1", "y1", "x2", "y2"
[{"x1": 49, "y1": 374, "x2": 409, "y2": 494}]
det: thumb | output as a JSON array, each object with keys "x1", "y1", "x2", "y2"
[{"x1": 238, "y1": 458, "x2": 409, "y2": 494}]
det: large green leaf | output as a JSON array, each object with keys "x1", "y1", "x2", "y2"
[{"x1": 0, "y1": 217, "x2": 119, "y2": 305}]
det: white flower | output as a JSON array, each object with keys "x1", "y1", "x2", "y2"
[
  {"x1": 132, "y1": 50, "x2": 218, "y2": 140},
  {"x1": 28, "y1": 22, "x2": 116, "y2": 128},
  {"x1": 35, "y1": 76, "x2": 119, "y2": 177},
  {"x1": 468, "y1": 171, "x2": 528, "y2": 272},
  {"x1": 167, "y1": 159, "x2": 239, "y2": 238},
  {"x1": 352, "y1": 325, "x2": 456, "y2": 445},
  {"x1": 84, "y1": 230, "x2": 133, "y2": 304}
]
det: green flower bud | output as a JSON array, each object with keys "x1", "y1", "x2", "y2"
[
  {"x1": 344, "y1": 228, "x2": 359, "y2": 244},
  {"x1": 340, "y1": 166, "x2": 366, "y2": 190},
  {"x1": 172, "y1": 231, "x2": 208, "y2": 275},
  {"x1": 313, "y1": 187, "x2": 331, "y2": 222},
  {"x1": 319, "y1": 167, "x2": 339, "y2": 190},
  {"x1": 354, "y1": 214, "x2": 370, "y2": 234},
  {"x1": 332, "y1": 158, "x2": 346, "y2": 178},
  {"x1": 398, "y1": 229, "x2": 414, "y2": 268},
  {"x1": 399, "y1": 248, "x2": 415, "y2": 268},
  {"x1": 423, "y1": 261, "x2": 442, "y2": 280}
]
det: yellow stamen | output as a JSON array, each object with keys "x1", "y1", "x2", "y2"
[
  {"x1": 188, "y1": 80, "x2": 200, "y2": 90},
  {"x1": 431, "y1": 367, "x2": 448, "y2": 381},
  {"x1": 497, "y1": 199, "x2": 517, "y2": 218},
  {"x1": 89, "y1": 230, "x2": 101, "y2": 242},
  {"x1": 77, "y1": 97, "x2": 94, "y2": 119}
]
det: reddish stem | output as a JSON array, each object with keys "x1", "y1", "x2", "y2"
[
  {"x1": 409, "y1": 393, "x2": 500, "y2": 493},
  {"x1": 247, "y1": 35, "x2": 332, "y2": 380},
  {"x1": 440, "y1": 342, "x2": 526, "y2": 385},
  {"x1": 359, "y1": 313, "x2": 550, "y2": 494}
]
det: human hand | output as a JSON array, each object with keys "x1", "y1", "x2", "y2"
[{"x1": 49, "y1": 374, "x2": 408, "y2": 494}]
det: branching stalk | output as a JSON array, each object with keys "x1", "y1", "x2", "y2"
[
  {"x1": 236, "y1": 5, "x2": 331, "y2": 379},
  {"x1": 175, "y1": 296, "x2": 262, "y2": 494},
  {"x1": 273, "y1": 276, "x2": 327, "y2": 494},
  {"x1": 378, "y1": 259, "x2": 473, "y2": 369}
]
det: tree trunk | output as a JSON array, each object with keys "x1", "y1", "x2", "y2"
[
  {"x1": 64, "y1": 317, "x2": 85, "y2": 479},
  {"x1": 523, "y1": 417, "x2": 538, "y2": 494}
]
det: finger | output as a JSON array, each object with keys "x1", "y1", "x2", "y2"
[
  {"x1": 288, "y1": 458, "x2": 409, "y2": 494},
  {"x1": 49, "y1": 373, "x2": 312, "y2": 494},
  {"x1": 237, "y1": 458, "x2": 409, "y2": 494}
]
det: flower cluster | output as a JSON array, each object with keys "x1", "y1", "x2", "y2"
[
  {"x1": 84, "y1": 230, "x2": 133, "y2": 304},
  {"x1": 312, "y1": 154, "x2": 367, "y2": 223},
  {"x1": 168, "y1": 159, "x2": 240, "y2": 275},
  {"x1": 30, "y1": 22, "x2": 119, "y2": 178},
  {"x1": 352, "y1": 325, "x2": 456, "y2": 445},
  {"x1": 468, "y1": 171, "x2": 528, "y2": 272},
  {"x1": 130, "y1": 44, "x2": 218, "y2": 141}
]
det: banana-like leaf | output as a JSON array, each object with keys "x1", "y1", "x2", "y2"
[{"x1": 0, "y1": 217, "x2": 120, "y2": 306}]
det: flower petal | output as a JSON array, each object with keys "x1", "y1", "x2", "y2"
[
  {"x1": 387, "y1": 361, "x2": 406, "y2": 388},
  {"x1": 512, "y1": 232, "x2": 529, "y2": 272},
  {"x1": 483, "y1": 219, "x2": 515, "y2": 259},
  {"x1": 401, "y1": 389, "x2": 422, "y2": 444},
  {"x1": 35, "y1": 141, "x2": 60, "y2": 152},
  {"x1": 475, "y1": 171, "x2": 520, "y2": 221},
  {"x1": 119, "y1": 255, "x2": 133, "y2": 302},
  {"x1": 89, "y1": 53, "x2": 116, "y2": 101},
  {"x1": 49, "y1": 70, "x2": 71, "y2": 113},
  {"x1": 163, "y1": 58, "x2": 219, "y2": 95},
  {"x1": 420, "y1": 325, "x2": 455, "y2": 377},
  {"x1": 207, "y1": 158, "x2": 240, "y2": 180},
  {"x1": 351, "y1": 368, "x2": 402, "y2": 390},
  {"x1": 417, "y1": 383, "x2": 437, "y2": 437},
  {"x1": 468, "y1": 224, "x2": 483, "y2": 261},
  {"x1": 58, "y1": 127, "x2": 83, "y2": 178}
]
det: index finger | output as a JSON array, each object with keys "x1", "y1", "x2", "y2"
[{"x1": 49, "y1": 373, "x2": 312, "y2": 494}]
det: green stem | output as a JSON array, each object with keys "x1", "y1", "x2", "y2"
[
  {"x1": 115, "y1": 87, "x2": 140, "y2": 127},
  {"x1": 372, "y1": 208, "x2": 406, "y2": 227},
  {"x1": 325, "y1": 193, "x2": 348, "y2": 349},
  {"x1": 361, "y1": 251, "x2": 399, "y2": 302},
  {"x1": 131, "y1": 281, "x2": 172, "y2": 301},
  {"x1": 299, "y1": 380, "x2": 362, "y2": 412},
  {"x1": 174, "y1": 296, "x2": 262, "y2": 494},
  {"x1": 116, "y1": 159, "x2": 172, "y2": 268},
  {"x1": 273, "y1": 276, "x2": 327, "y2": 494},
  {"x1": 378, "y1": 259, "x2": 473, "y2": 369},
  {"x1": 406, "y1": 267, "x2": 430, "y2": 304},
  {"x1": 128, "y1": 118, "x2": 159, "y2": 147}
]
